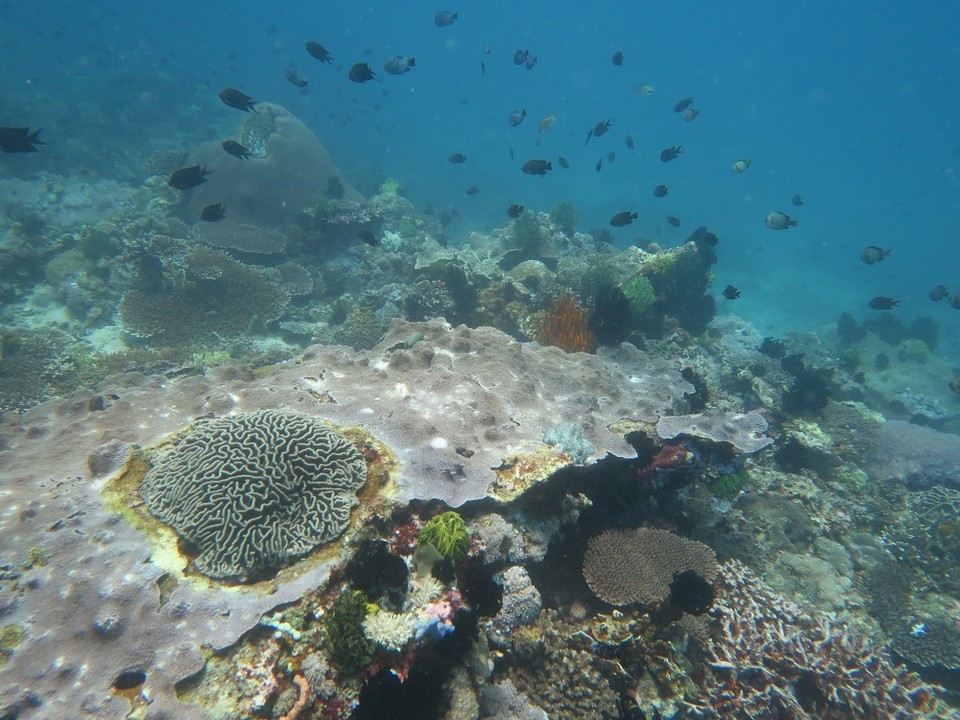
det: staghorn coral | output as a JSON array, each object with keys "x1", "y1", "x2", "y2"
[
  {"x1": 582, "y1": 528, "x2": 718, "y2": 608},
  {"x1": 117, "y1": 247, "x2": 289, "y2": 345},
  {"x1": 685, "y1": 560, "x2": 951, "y2": 720},
  {"x1": 139, "y1": 409, "x2": 367, "y2": 582},
  {"x1": 534, "y1": 295, "x2": 594, "y2": 353}
]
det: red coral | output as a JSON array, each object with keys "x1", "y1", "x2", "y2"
[
  {"x1": 535, "y1": 296, "x2": 594, "y2": 353},
  {"x1": 636, "y1": 443, "x2": 695, "y2": 477}
]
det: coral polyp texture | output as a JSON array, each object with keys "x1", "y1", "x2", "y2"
[
  {"x1": 582, "y1": 527, "x2": 718, "y2": 607},
  {"x1": 139, "y1": 409, "x2": 367, "y2": 582},
  {"x1": 685, "y1": 560, "x2": 952, "y2": 720}
]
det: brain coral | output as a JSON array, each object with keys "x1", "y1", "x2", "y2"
[
  {"x1": 139, "y1": 409, "x2": 367, "y2": 582},
  {"x1": 582, "y1": 527, "x2": 718, "y2": 607}
]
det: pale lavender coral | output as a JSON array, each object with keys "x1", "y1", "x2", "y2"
[
  {"x1": 656, "y1": 411, "x2": 773, "y2": 454},
  {"x1": 865, "y1": 419, "x2": 960, "y2": 489}
]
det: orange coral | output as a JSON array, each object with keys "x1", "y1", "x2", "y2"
[{"x1": 535, "y1": 296, "x2": 594, "y2": 353}]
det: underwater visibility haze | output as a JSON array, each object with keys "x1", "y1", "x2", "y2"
[{"x1": 1, "y1": 1, "x2": 960, "y2": 718}]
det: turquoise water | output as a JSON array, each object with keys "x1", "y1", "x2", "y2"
[{"x1": 2, "y1": 1, "x2": 958, "y2": 338}]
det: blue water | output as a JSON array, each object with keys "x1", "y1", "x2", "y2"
[{"x1": 2, "y1": 0, "x2": 959, "y2": 340}]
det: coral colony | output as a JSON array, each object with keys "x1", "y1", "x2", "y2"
[{"x1": 0, "y1": 100, "x2": 958, "y2": 720}]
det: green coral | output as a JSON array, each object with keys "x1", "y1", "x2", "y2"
[
  {"x1": 513, "y1": 210, "x2": 543, "y2": 250},
  {"x1": 324, "y1": 590, "x2": 375, "y2": 675},
  {"x1": 623, "y1": 275, "x2": 656, "y2": 316},
  {"x1": 897, "y1": 339, "x2": 930, "y2": 364},
  {"x1": 0, "y1": 625, "x2": 25, "y2": 665},
  {"x1": 549, "y1": 201, "x2": 578, "y2": 237},
  {"x1": 708, "y1": 468, "x2": 751, "y2": 501},
  {"x1": 418, "y1": 511, "x2": 469, "y2": 562},
  {"x1": 379, "y1": 177, "x2": 402, "y2": 194}
]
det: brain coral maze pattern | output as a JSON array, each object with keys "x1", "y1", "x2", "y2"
[{"x1": 139, "y1": 409, "x2": 367, "y2": 582}]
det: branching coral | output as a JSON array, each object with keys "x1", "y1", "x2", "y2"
[
  {"x1": 534, "y1": 295, "x2": 594, "y2": 353},
  {"x1": 685, "y1": 560, "x2": 951, "y2": 719}
]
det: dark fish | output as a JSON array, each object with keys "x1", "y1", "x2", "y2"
[
  {"x1": 435, "y1": 10, "x2": 459, "y2": 26},
  {"x1": 168, "y1": 164, "x2": 210, "y2": 190},
  {"x1": 507, "y1": 204, "x2": 524, "y2": 218},
  {"x1": 606, "y1": 151, "x2": 616, "y2": 163},
  {"x1": 660, "y1": 145, "x2": 682, "y2": 162},
  {"x1": 464, "y1": 185, "x2": 480, "y2": 195},
  {"x1": 666, "y1": 215, "x2": 680, "y2": 227},
  {"x1": 860, "y1": 246, "x2": 891, "y2": 265},
  {"x1": 221, "y1": 140, "x2": 250, "y2": 159},
  {"x1": 384, "y1": 55, "x2": 416, "y2": 75},
  {"x1": 509, "y1": 147, "x2": 515, "y2": 160},
  {"x1": 951, "y1": 292, "x2": 960, "y2": 310},
  {"x1": 624, "y1": 134, "x2": 634, "y2": 149},
  {"x1": 348, "y1": 63, "x2": 376, "y2": 82},
  {"x1": 653, "y1": 185, "x2": 668, "y2": 197},
  {"x1": 792, "y1": 193, "x2": 804, "y2": 207},
  {"x1": 0, "y1": 126, "x2": 44, "y2": 153},
  {"x1": 305, "y1": 41, "x2": 333, "y2": 64},
  {"x1": 439, "y1": 210, "x2": 454, "y2": 228},
  {"x1": 722, "y1": 285, "x2": 741, "y2": 300},
  {"x1": 521, "y1": 159, "x2": 552, "y2": 176},
  {"x1": 284, "y1": 66, "x2": 308, "y2": 88},
  {"x1": 525, "y1": 54, "x2": 537, "y2": 70},
  {"x1": 201, "y1": 203, "x2": 226, "y2": 222},
  {"x1": 612, "y1": 50, "x2": 624, "y2": 66},
  {"x1": 682, "y1": 108, "x2": 699, "y2": 122},
  {"x1": 950, "y1": 376, "x2": 960, "y2": 395},
  {"x1": 558, "y1": 156, "x2": 569, "y2": 169},
  {"x1": 868, "y1": 296, "x2": 900, "y2": 310},
  {"x1": 219, "y1": 88, "x2": 256, "y2": 112},
  {"x1": 595, "y1": 157, "x2": 603, "y2": 173},
  {"x1": 509, "y1": 109, "x2": 527, "y2": 126},
  {"x1": 357, "y1": 229, "x2": 378, "y2": 246},
  {"x1": 448, "y1": 152, "x2": 466, "y2": 164},
  {"x1": 585, "y1": 118, "x2": 612, "y2": 145},
  {"x1": 480, "y1": 60, "x2": 485, "y2": 76},
  {"x1": 930, "y1": 284, "x2": 949, "y2": 301},
  {"x1": 513, "y1": 49, "x2": 529, "y2": 65},
  {"x1": 610, "y1": 211, "x2": 637, "y2": 227},
  {"x1": 673, "y1": 97, "x2": 694, "y2": 113}
]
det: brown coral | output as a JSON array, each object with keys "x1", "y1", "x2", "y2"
[
  {"x1": 582, "y1": 527, "x2": 717, "y2": 607},
  {"x1": 534, "y1": 295, "x2": 594, "y2": 353}
]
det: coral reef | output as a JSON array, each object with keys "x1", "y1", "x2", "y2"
[
  {"x1": 324, "y1": 590, "x2": 375, "y2": 675},
  {"x1": 686, "y1": 560, "x2": 951, "y2": 719},
  {"x1": 534, "y1": 295, "x2": 594, "y2": 352},
  {"x1": 117, "y1": 247, "x2": 290, "y2": 345},
  {"x1": 140, "y1": 409, "x2": 368, "y2": 581},
  {"x1": 656, "y1": 411, "x2": 774, "y2": 454},
  {"x1": 418, "y1": 511, "x2": 470, "y2": 562},
  {"x1": 582, "y1": 528, "x2": 718, "y2": 608},
  {"x1": 186, "y1": 103, "x2": 362, "y2": 230}
]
